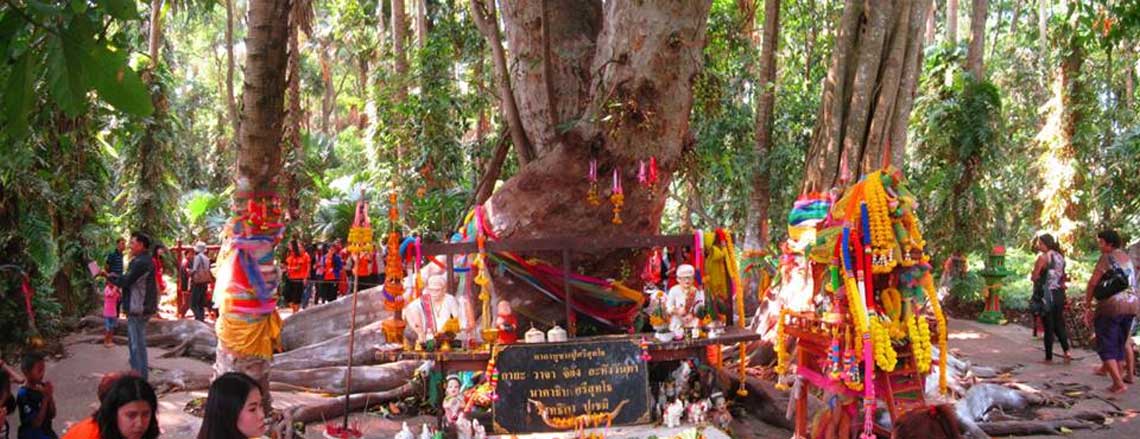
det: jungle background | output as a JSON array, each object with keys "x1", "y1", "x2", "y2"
[{"x1": 1, "y1": 0, "x2": 1139, "y2": 346}]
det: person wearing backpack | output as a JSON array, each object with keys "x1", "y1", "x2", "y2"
[
  {"x1": 189, "y1": 242, "x2": 213, "y2": 322},
  {"x1": 1031, "y1": 234, "x2": 1071, "y2": 364},
  {"x1": 1084, "y1": 229, "x2": 1137, "y2": 394}
]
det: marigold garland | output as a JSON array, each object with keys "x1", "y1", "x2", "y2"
[
  {"x1": 864, "y1": 172, "x2": 898, "y2": 274},
  {"x1": 869, "y1": 318, "x2": 897, "y2": 372},
  {"x1": 921, "y1": 270, "x2": 948, "y2": 394},
  {"x1": 908, "y1": 307, "x2": 933, "y2": 374},
  {"x1": 775, "y1": 309, "x2": 790, "y2": 376}
]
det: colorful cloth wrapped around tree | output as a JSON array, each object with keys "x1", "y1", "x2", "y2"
[{"x1": 214, "y1": 217, "x2": 284, "y2": 359}]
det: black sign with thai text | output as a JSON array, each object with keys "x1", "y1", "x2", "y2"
[{"x1": 492, "y1": 339, "x2": 651, "y2": 433}]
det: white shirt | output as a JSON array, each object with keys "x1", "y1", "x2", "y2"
[
  {"x1": 666, "y1": 284, "x2": 705, "y2": 331},
  {"x1": 406, "y1": 293, "x2": 466, "y2": 335}
]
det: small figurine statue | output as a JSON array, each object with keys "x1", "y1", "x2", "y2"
[
  {"x1": 671, "y1": 360, "x2": 692, "y2": 397},
  {"x1": 495, "y1": 300, "x2": 518, "y2": 344},
  {"x1": 686, "y1": 398, "x2": 709, "y2": 425},
  {"x1": 647, "y1": 286, "x2": 672, "y2": 342},
  {"x1": 442, "y1": 375, "x2": 464, "y2": 426},
  {"x1": 667, "y1": 264, "x2": 705, "y2": 340},
  {"x1": 455, "y1": 414, "x2": 473, "y2": 439},
  {"x1": 405, "y1": 275, "x2": 465, "y2": 350},
  {"x1": 710, "y1": 392, "x2": 732, "y2": 430},
  {"x1": 395, "y1": 422, "x2": 414, "y2": 439},
  {"x1": 472, "y1": 419, "x2": 486, "y2": 439},
  {"x1": 656, "y1": 380, "x2": 677, "y2": 420},
  {"x1": 663, "y1": 399, "x2": 685, "y2": 428},
  {"x1": 419, "y1": 423, "x2": 433, "y2": 439}
]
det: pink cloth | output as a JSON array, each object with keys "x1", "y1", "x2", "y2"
[{"x1": 103, "y1": 284, "x2": 120, "y2": 317}]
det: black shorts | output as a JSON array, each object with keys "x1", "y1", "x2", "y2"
[{"x1": 284, "y1": 279, "x2": 305, "y2": 304}]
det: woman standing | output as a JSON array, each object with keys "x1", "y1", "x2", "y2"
[
  {"x1": 1032, "y1": 234, "x2": 1071, "y2": 363},
  {"x1": 197, "y1": 373, "x2": 267, "y2": 439},
  {"x1": 1084, "y1": 229, "x2": 1137, "y2": 394},
  {"x1": 283, "y1": 240, "x2": 310, "y2": 314}
]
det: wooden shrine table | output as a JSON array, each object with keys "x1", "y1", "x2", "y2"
[{"x1": 374, "y1": 326, "x2": 762, "y2": 373}]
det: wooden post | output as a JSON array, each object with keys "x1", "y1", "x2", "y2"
[
  {"x1": 563, "y1": 249, "x2": 574, "y2": 337},
  {"x1": 446, "y1": 253, "x2": 454, "y2": 294}
]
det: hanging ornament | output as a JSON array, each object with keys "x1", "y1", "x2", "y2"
[
  {"x1": 586, "y1": 159, "x2": 601, "y2": 206},
  {"x1": 610, "y1": 168, "x2": 624, "y2": 224},
  {"x1": 647, "y1": 157, "x2": 659, "y2": 190}
]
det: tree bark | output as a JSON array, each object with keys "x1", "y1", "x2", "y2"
[
  {"x1": 148, "y1": 0, "x2": 165, "y2": 65},
  {"x1": 1037, "y1": 0, "x2": 1049, "y2": 58},
  {"x1": 474, "y1": 129, "x2": 510, "y2": 206},
  {"x1": 224, "y1": 0, "x2": 291, "y2": 410},
  {"x1": 500, "y1": 0, "x2": 602, "y2": 157},
  {"x1": 415, "y1": 0, "x2": 428, "y2": 50},
  {"x1": 470, "y1": 0, "x2": 537, "y2": 166},
  {"x1": 225, "y1": 0, "x2": 239, "y2": 141},
  {"x1": 743, "y1": 0, "x2": 780, "y2": 251},
  {"x1": 283, "y1": 0, "x2": 310, "y2": 222},
  {"x1": 924, "y1": 1, "x2": 935, "y2": 45},
  {"x1": 890, "y1": 0, "x2": 932, "y2": 164},
  {"x1": 482, "y1": 0, "x2": 712, "y2": 325},
  {"x1": 948, "y1": 0, "x2": 959, "y2": 44},
  {"x1": 802, "y1": 0, "x2": 931, "y2": 190},
  {"x1": 966, "y1": 0, "x2": 988, "y2": 79},
  {"x1": 392, "y1": 0, "x2": 409, "y2": 165}
]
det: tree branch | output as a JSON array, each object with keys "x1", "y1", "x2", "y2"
[
  {"x1": 470, "y1": 0, "x2": 536, "y2": 166},
  {"x1": 473, "y1": 127, "x2": 511, "y2": 206}
]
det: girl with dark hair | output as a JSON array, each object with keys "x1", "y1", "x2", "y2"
[
  {"x1": 197, "y1": 373, "x2": 267, "y2": 439},
  {"x1": 284, "y1": 240, "x2": 310, "y2": 314},
  {"x1": 59, "y1": 375, "x2": 159, "y2": 439},
  {"x1": 1031, "y1": 234, "x2": 1071, "y2": 363},
  {"x1": 1085, "y1": 229, "x2": 1137, "y2": 394},
  {"x1": 891, "y1": 404, "x2": 962, "y2": 439}
]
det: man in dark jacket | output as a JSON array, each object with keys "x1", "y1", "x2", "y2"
[{"x1": 108, "y1": 232, "x2": 158, "y2": 381}]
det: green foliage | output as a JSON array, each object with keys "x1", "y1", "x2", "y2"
[
  {"x1": 910, "y1": 47, "x2": 1004, "y2": 258},
  {"x1": 0, "y1": 1, "x2": 153, "y2": 139}
]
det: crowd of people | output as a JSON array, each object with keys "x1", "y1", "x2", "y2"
[
  {"x1": 95, "y1": 233, "x2": 390, "y2": 374},
  {"x1": 1, "y1": 354, "x2": 267, "y2": 439},
  {"x1": 1030, "y1": 229, "x2": 1139, "y2": 395}
]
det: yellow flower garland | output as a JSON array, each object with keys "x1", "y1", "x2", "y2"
[
  {"x1": 908, "y1": 310, "x2": 933, "y2": 373},
  {"x1": 775, "y1": 309, "x2": 790, "y2": 375},
  {"x1": 870, "y1": 317, "x2": 897, "y2": 372},
  {"x1": 844, "y1": 275, "x2": 867, "y2": 359},
  {"x1": 880, "y1": 287, "x2": 906, "y2": 340},
  {"x1": 864, "y1": 172, "x2": 899, "y2": 274},
  {"x1": 921, "y1": 271, "x2": 948, "y2": 394}
]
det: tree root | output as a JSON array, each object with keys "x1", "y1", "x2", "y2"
[
  {"x1": 269, "y1": 361, "x2": 421, "y2": 395},
  {"x1": 285, "y1": 382, "x2": 419, "y2": 424}
]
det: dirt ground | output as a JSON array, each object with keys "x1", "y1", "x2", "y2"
[{"x1": 26, "y1": 317, "x2": 1140, "y2": 438}]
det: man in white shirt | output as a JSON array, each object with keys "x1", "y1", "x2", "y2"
[{"x1": 666, "y1": 264, "x2": 705, "y2": 339}]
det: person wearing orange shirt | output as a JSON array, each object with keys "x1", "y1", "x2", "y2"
[
  {"x1": 283, "y1": 240, "x2": 310, "y2": 314},
  {"x1": 353, "y1": 250, "x2": 377, "y2": 291}
]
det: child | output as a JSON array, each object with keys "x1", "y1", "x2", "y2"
[
  {"x1": 103, "y1": 284, "x2": 120, "y2": 348},
  {"x1": 2, "y1": 367, "x2": 16, "y2": 439},
  {"x1": 16, "y1": 353, "x2": 56, "y2": 439}
]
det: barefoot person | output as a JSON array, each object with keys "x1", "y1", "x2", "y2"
[
  {"x1": 1031, "y1": 234, "x2": 1070, "y2": 363},
  {"x1": 1084, "y1": 229, "x2": 1138, "y2": 394}
]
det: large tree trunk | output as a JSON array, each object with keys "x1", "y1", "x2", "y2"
[
  {"x1": 415, "y1": 0, "x2": 428, "y2": 50},
  {"x1": 225, "y1": 0, "x2": 239, "y2": 141},
  {"x1": 948, "y1": 0, "x2": 959, "y2": 44},
  {"x1": 283, "y1": 0, "x2": 311, "y2": 222},
  {"x1": 148, "y1": 0, "x2": 165, "y2": 64},
  {"x1": 742, "y1": 0, "x2": 780, "y2": 252},
  {"x1": 392, "y1": 0, "x2": 409, "y2": 166},
  {"x1": 1036, "y1": 31, "x2": 1083, "y2": 247},
  {"x1": 218, "y1": 0, "x2": 291, "y2": 411},
  {"x1": 801, "y1": 0, "x2": 931, "y2": 190},
  {"x1": 482, "y1": 1, "x2": 712, "y2": 326},
  {"x1": 966, "y1": 0, "x2": 987, "y2": 78}
]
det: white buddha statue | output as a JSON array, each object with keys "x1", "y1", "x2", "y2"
[{"x1": 405, "y1": 275, "x2": 466, "y2": 346}]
